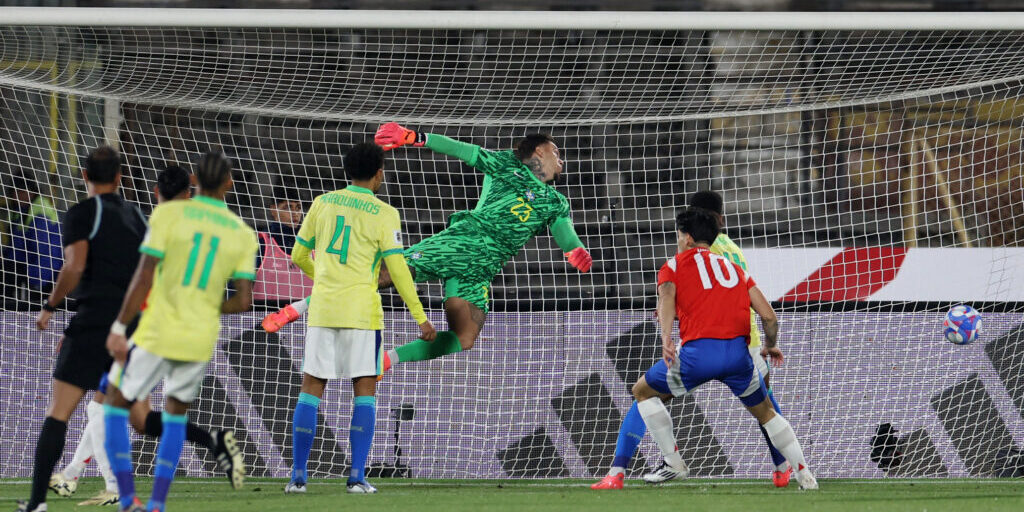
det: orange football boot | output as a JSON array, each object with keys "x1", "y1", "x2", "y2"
[{"x1": 590, "y1": 473, "x2": 624, "y2": 490}]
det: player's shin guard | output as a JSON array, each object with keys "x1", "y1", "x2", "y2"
[
  {"x1": 291, "y1": 393, "x2": 320, "y2": 483},
  {"x1": 760, "y1": 391, "x2": 788, "y2": 469},
  {"x1": 762, "y1": 414, "x2": 807, "y2": 472},
  {"x1": 610, "y1": 401, "x2": 646, "y2": 475},
  {"x1": 636, "y1": 398, "x2": 685, "y2": 470},
  {"x1": 103, "y1": 405, "x2": 136, "y2": 509},
  {"x1": 148, "y1": 412, "x2": 186, "y2": 512},
  {"x1": 348, "y1": 396, "x2": 376, "y2": 483},
  {"x1": 393, "y1": 331, "x2": 462, "y2": 365},
  {"x1": 85, "y1": 400, "x2": 117, "y2": 493}
]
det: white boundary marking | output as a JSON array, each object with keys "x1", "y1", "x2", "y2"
[{"x1": 2, "y1": 478, "x2": 1022, "y2": 488}]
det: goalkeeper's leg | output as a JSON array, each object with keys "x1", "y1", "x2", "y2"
[
  {"x1": 383, "y1": 296, "x2": 484, "y2": 372},
  {"x1": 262, "y1": 296, "x2": 310, "y2": 333}
]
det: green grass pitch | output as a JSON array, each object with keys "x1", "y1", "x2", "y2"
[{"x1": 2, "y1": 478, "x2": 1023, "y2": 511}]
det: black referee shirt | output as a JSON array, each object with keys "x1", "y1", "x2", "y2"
[{"x1": 62, "y1": 193, "x2": 148, "y2": 312}]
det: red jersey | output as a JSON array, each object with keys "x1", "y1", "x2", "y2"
[{"x1": 657, "y1": 247, "x2": 756, "y2": 345}]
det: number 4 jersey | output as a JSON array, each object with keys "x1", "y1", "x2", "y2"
[
  {"x1": 658, "y1": 246, "x2": 757, "y2": 346},
  {"x1": 295, "y1": 185, "x2": 404, "y2": 330},
  {"x1": 135, "y1": 196, "x2": 259, "y2": 362}
]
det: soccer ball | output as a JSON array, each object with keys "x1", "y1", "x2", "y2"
[{"x1": 943, "y1": 305, "x2": 981, "y2": 345}]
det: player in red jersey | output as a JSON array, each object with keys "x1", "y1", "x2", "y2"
[{"x1": 592, "y1": 208, "x2": 817, "y2": 490}]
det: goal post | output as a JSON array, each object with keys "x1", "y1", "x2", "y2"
[{"x1": 2, "y1": 8, "x2": 1024, "y2": 481}]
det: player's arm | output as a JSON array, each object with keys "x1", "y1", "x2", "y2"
[
  {"x1": 36, "y1": 241, "x2": 87, "y2": 330},
  {"x1": 223, "y1": 230, "x2": 258, "y2": 314},
  {"x1": 291, "y1": 198, "x2": 319, "y2": 279},
  {"x1": 375, "y1": 122, "x2": 487, "y2": 168},
  {"x1": 550, "y1": 213, "x2": 592, "y2": 273},
  {"x1": 749, "y1": 284, "x2": 782, "y2": 366},
  {"x1": 657, "y1": 282, "x2": 677, "y2": 365},
  {"x1": 379, "y1": 211, "x2": 436, "y2": 340},
  {"x1": 221, "y1": 279, "x2": 253, "y2": 313},
  {"x1": 384, "y1": 255, "x2": 436, "y2": 341},
  {"x1": 106, "y1": 253, "x2": 159, "y2": 362},
  {"x1": 107, "y1": 205, "x2": 169, "y2": 361},
  {"x1": 291, "y1": 242, "x2": 314, "y2": 279},
  {"x1": 36, "y1": 203, "x2": 93, "y2": 330}
]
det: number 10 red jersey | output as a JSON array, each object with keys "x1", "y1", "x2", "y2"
[{"x1": 657, "y1": 247, "x2": 756, "y2": 346}]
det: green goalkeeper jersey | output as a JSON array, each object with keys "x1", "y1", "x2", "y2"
[{"x1": 424, "y1": 134, "x2": 584, "y2": 259}]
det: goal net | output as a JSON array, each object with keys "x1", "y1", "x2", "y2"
[{"x1": 2, "y1": 9, "x2": 1024, "y2": 480}]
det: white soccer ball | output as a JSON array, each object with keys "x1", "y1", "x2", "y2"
[{"x1": 943, "y1": 305, "x2": 981, "y2": 345}]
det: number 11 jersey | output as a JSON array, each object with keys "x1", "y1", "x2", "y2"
[
  {"x1": 135, "y1": 196, "x2": 258, "y2": 362},
  {"x1": 657, "y1": 246, "x2": 756, "y2": 346}
]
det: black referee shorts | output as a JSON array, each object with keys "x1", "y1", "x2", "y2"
[{"x1": 52, "y1": 305, "x2": 136, "y2": 391}]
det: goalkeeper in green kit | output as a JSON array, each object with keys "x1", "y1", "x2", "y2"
[{"x1": 263, "y1": 122, "x2": 592, "y2": 374}]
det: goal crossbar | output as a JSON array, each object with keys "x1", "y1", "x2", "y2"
[{"x1": 2, "y1": 7, "x2": 1024, "y2": 30}]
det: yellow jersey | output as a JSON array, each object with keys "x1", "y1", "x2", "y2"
[
  {"x1": 134, "y1": 196, "x2": 258, "y2": 362},
  {"x1": 295, "y1": 185, "x2": 405, "y2": 330},
  {"x1": 710, "y1": 233, "x2": 761, "y2": 348}
]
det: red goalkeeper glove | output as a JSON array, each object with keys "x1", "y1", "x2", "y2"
[
  {"x1": 565, "y1": 247, "x2": 592, "y2": 273},
  {"x1": 375, "y1": 122, "x2": 426, "y2": 151}
]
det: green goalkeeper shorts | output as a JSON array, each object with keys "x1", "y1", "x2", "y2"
[{"x1": 404, "y1": 222, "x2": 510, "y2": 313}]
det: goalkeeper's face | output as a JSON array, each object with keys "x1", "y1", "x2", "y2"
[{"x1": 534, "y1": 142, "x2": 564, "y2": 184}]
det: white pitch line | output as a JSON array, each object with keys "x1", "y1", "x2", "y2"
[{"x1": 2, "y1": 478, "x2": 1023, "y2": 488}]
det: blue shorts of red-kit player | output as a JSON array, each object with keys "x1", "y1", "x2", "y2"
[{"x1": 644, "y1": 336, "x2": 767, "y2": 407}]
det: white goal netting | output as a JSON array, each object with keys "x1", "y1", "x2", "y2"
[{"x1": 2, "y1": 11, "x2": 1024, "y2": 480}]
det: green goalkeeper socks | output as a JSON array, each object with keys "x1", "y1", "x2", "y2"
[{"x1": 394, "y1": 331, "x2": 463, "y2": 363}]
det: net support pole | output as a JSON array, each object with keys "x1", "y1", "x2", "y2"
[
  {"x1": 66, "y1": 62, "x2": 79, "y2": 172},
  {"x1": 901, "y1": 141, "x2": 919, "y2": 248},
  {"x1": 46, "y1": 63, "x2": 59, "y2": 174},
  {"x1": 920, "y1": 140, "x2": 972, "y2": 248},
  {"x1": 103, "y1": 98, "x2": 121, "y2": 150}
]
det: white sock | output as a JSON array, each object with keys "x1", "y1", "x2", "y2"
[
  {"x1": 85, "y1": 400, "x2": 118, "y2": 492},
  {"x1": 636, "y1": 398, "x2": 684, "y2": 469},
  {"x1": 291, "y1": 298, "x2": 309, "y2": 314},
  {"x1": 608, "y1": 466, "x2": 625, "y2": 477},
  {"x1": 63, "y1": 451, "x2": 90, "y2": 480},
  {"x1": 776, "y1": 462, "x2": 790, "y2": 473},
  {"x1": 762, "y1": 414, "x2": 807, "y2": 472},
  {"x1": 64, "y1": 403, "x2": 101, "y2": 480}
]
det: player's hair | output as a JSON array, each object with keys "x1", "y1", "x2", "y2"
[
  {"x1": 157, "y1": 165, "x2": 191, "y2": 201},
  {"x1": 689, "y1": 190, "x2": 724, "y2": 216},
  {"x1": 196, "y1": 151, "x2": 233, "y2": 191},
  {"x1": 344, "y1": 142, "x2": 385, "y2": 181},
  {"x1": 514, "y1": 133, "x2": 555, "y2": 162},
  {"x1": 84, "y1": 146, "x2": 121, "y2": 184},
  {"x1": 676, "y1": 207, "x2": 720, "y2": 245}
]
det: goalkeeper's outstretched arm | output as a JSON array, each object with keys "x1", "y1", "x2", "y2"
[
  {"x1": 552, "y1": 217, "x2": 592, "y2": 272},
  {"x1": 375, "y1": 122, "x2": 483, "y2": 167}
]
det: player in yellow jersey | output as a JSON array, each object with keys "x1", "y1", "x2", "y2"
[
  {"x1": 691, "y1": 190, "x2": 792, "y2": 488},
  {"x1": 284, "y1": 143, "x2": 435, "y2": 495},
  {"x1": 102, "y1": 152, "x2": 258, "y2": 512}
]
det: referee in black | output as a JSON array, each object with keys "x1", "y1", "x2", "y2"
[{"x1": 19, "y1": 147, "x2": 148, "y2": 512}]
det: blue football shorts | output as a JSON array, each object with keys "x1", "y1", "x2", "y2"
[{"x1": 644, "y1": 336, "x2": 768, "y2": 407}]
